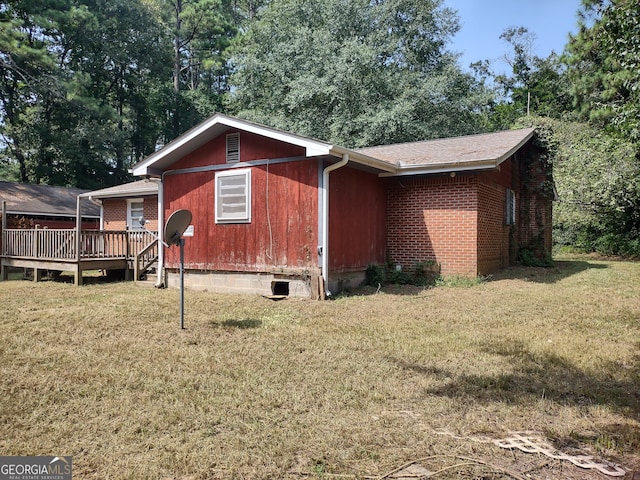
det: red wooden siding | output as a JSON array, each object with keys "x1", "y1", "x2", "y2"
[
  {"x1": 328, "y1": 166, "x2": 387, "y2": 271},
  {"x1": 163, "y1": 132, "x2": 319, "y2": 272},
  {"x1": 173, "y1": 130, "x2": 306, "y2": 169}
]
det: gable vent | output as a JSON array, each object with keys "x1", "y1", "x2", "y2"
[{"x1": 226, "y1": 133, "x2": 240, "y2": 163}]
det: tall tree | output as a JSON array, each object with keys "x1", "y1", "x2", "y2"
[
  {"x1": 517, "y1": 115, "x2": 640, "y2": 253},
  {"x1": 227, "y1": 0, "x2": 493, "y2": 147},
  {"x1": 154, "y1": 0, "x2": 236, "y2": 138},
  {"x1": 0, "y1": 0, "x2": 176, "y2": 188},
  {"x1": 0, "y1": 0, "x2": 68, "y2": 183},
  {"x1": 478, "y1": 27, "x2": 573, "y2": 130},
  {"x1": 566, "y1": 0, "x2": 640, "y2": 143},
  {"x1": 562, "y1": 0, "x2": 640, "y2": 242},
  {"x1": 57, "y1": 0, "x2": 173, "y2": 186}
]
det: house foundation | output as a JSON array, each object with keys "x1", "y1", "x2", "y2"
[{"x1": 166, "y1": 270, "x2": 314, "y2": 298}]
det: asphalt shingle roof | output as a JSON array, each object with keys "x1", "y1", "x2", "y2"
[
  {"x1": 79, "y1": 180, "x2": 158, "y2": 199},
  {"x1": 0, "y1": 181, "x2": 100, "y2": 217},
  {"x1": 357, "y1": 128, "x2": 536, "y2": 168}
]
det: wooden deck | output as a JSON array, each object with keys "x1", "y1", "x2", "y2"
[{"x1": 0, "y1": 228, "x2": 158, "y2": 285}]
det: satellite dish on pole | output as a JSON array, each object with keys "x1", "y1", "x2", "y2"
[
  {"x1": 164, "y1": 209, "x2": 192, "y2": 246},
  {"x1": 163, "y1": 209, "x2": 192, "y2": 329}
]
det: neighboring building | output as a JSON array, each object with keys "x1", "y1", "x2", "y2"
[
  {"x1": 78, "y1": 180, "x2": 159, "y2": 233},
  {"x1": 1, "y1": 181, "x2": 159, "y2": 285},
  {"x1": 130, "y1": 114, "x2": 553, "y2": 298},
  {"x1": 0, "y1": 181, "x2": 100, "y2": 229}
]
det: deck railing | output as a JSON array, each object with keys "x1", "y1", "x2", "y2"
[{"x1": 1, "y1": 228, "x2": 158, "y2": 261}]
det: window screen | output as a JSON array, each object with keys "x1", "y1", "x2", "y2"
[{"x1": 215, "y1": 169, "x2": 251, "y2": 223}]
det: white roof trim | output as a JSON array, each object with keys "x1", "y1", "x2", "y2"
[
  {"x1": 381, "y1": 161, "x2": 498, "y2": 177},
  {"x1": 130, "y1": 113, "x2": 536, "y2": 178},
  {"x1": 218, "y1": 115, "x2": 332, "y2": 156},
  {"x1": 78, "y1": 188, "x2": 157, "y2": 200},
  {"x1": 131, "y1": 113, "x2": 334, "y2": 177}
]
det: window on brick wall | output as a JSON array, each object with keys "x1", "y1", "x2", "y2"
[
  {"x1": 506, "y1": 189, "x2": 516, "y2": 225},
  {"x1": 215, "y1": 168, "x2": 251, "y2": 223},
  {"x1": 127, "y1": 199, "x2": 145, "y2": 230}
]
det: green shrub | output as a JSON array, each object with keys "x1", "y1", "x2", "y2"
[
  {"x1": 365, "y1": 264, "x2": 386, "y2": 286},
  {"x1": 592, "y1": 233, "x2": 640, "y2": 258},
  {"x1": 365, "y1": 260, "x2": 440, "y2": 287},
  {"x1": 518, "y1": 248, "x2": 553, "y2": 267}
]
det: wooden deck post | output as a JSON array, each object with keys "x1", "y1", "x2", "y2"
[
  {"x1": 75, "y1": 196, "x2": 82, "y2": 286},
  {"x1": 74, "y1": 264, "x2": 83, "y2": 286},
  {"x1": 33, "y1": 225, "x2": 40, "y2": 282},
  {"x1": 1, "y1": 200, "x2": 6, "y2": 281}
]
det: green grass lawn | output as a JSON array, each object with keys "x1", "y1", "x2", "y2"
[{"x1": 0, "y1": 257, "x2": 638, "y2": 479}]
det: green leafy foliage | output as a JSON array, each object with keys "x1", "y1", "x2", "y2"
[
  {"x1": 517, "y1": 248, "x2": 553, "y2": 267},
  {"x1": 517, "y1": 115, "x2": 640, "y2": 255},
  {"x1": 227, "y1": 0, "x2": 493, "y2": 147},
  {"x1": 566, "y1": 0, "x2": 640, "y2": 143},
  {"x1": 476, "y1": 27, "x2": 573, "y2": 130},
  {"x1": 0, "y1": 0, "x2": 239, "y2": 188}
]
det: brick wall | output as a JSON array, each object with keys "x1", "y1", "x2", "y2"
[
  {"x1": 386, "y1": 174, "x2": 479, "y2": 276},
  {"x1": 476, "y1": 159, "x2": 514, "y2": 275},
  {"x1": 102, "y1": 197, "x2": 158, "y2": 231},
  {"x1": 516, "y1": 146, "x2": 553, "y2": 257},
  {"x1": 477, "y1": 181, "x2": 511, "y2": 275},
  {"x1": 385, "y1": 142, "x2": 553, "y2": 279},
  {"x1": 103, "y1": 199, "x2": 127, "y2": 230}
]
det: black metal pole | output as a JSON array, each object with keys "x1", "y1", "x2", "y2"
[{"x1": 179, "y1": 237, "x2": 185, "y2": 329}]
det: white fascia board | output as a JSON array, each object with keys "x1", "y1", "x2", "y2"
[
  {"x1": 79, "y1": 190, "x2": 156, "y2": 200},
  {"x1": 130, "y1": 113, "x2": 334, "y2": 176},
  {"x1": 380, "y1": 160, "x2": 498, "y2": 177},
  {"x1": 131, "y1": 117, "x2": 221, "y2": 177},
  {"x1": 219, "y1": 116, "x2": 332, "y2": 156},
  {"x1": 329, "y1": 146, "x2": 398, "y2": 173}
]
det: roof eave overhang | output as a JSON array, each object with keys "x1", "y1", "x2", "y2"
[
  {"x1": 130, "y1": 114, "x2": 336, "y2": 177},
  {"x1": 379, "y1": 128, "x2": 536, "y2": 178},
  {"x1": 380, "y1": 159, "x2": 498, "y2": 177},
  {"x1": 78, "y1": 190, "x2": 157, "y2": 200},
  {"x1": 329, "y1": 146, "x2": 398, "y2": 173}
]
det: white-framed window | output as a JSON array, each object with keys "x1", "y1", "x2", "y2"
[
  {"x1": 505, "y1": 189, "x2": 516, "y2": 226},
  {"x1": 127, "y1": 199, "x2": 145, "y2": 230},
  {"x1": 215, "y1": 168, "x2": 251, "y2": 224},
  {"x1": 226, "y1": 132, "x2": 240, "y2": 163}
]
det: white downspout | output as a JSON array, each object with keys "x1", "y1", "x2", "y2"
[
  {"x1": 149, "y1": 177, "x2": 164, "y2": 288},
  {"x1": 321, "y1": 153, "x2": 349, "y2": 296},
  {"x1": 99, "y1": 202, "x2": 104, "y2": 230}
]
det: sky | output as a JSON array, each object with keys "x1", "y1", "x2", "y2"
[{"x1": 444, "y1": 0, "x2": 583, "y2": 73}]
